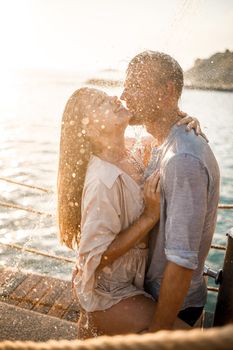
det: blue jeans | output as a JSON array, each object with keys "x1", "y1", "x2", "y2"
[{"x1": 145, "y1": 280, "x2": 203, "y2": 326}]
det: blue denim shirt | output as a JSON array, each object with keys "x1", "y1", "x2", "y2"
[{"x1": 145, "y1": 125, "x2": 220, "y2": 309}]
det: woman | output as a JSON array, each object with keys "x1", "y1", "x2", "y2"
[{"x1": 57, "y1": 87, "x2": 203, "y2": 338}]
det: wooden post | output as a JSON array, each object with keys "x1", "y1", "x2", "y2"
[{"x1": 214, "y1": 228, "x2": 233, "y2": 326}]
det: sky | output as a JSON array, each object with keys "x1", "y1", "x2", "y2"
[{"x1": 0, "y1": 0, "x2": 232, "y2": 73}]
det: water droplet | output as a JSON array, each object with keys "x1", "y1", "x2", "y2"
[{"x1": 82, "y1": 117, "x2": 89, "y2": 125}]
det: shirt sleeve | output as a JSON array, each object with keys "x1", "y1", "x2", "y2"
[
  {"x1": 163, "y1": 153, "x2": 209, "y2": 270},
  {"x1": 77, "y1": 177, "x2": 122, "y2": 288}
]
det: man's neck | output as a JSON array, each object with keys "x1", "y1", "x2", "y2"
[{"x1": 149, "y1": 108, "x2": 180, "y2": 146}]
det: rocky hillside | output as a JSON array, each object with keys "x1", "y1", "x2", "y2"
[{"x1": 184, "y1": 50, "x2": 233, "y2": 91}]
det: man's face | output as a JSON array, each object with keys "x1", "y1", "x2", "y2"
[{"x1": 121, "y1": 63, "x2": 166, "y2": 124}]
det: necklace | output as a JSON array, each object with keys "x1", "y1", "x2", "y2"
[
  {"x1": 118, "y1": 149, "x2": 145, "y2": 185},
  {"x1": 97, "y1": 148, "x2": 145, "y2": 184}
]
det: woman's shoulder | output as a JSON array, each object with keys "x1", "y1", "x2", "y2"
[
  {"x1": 85, "y1": 155, "x2": 123, "y2": 190},
  {"x1": 82, "y1": 157, "x2": 124, "y2": 212}
]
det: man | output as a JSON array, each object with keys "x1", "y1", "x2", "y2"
[{"x1": 121, "y1": 51, "x2": 220, "y2": 330}]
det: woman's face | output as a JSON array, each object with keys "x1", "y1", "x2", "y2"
[{"x1": 86, "y1": 91, "x2": 131, "y2": 136}]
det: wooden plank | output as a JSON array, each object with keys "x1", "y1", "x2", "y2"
[
  {"x1": 32, "y1": 277, "x2": 67, "y2": 314},
  {"x1": 12, "y1": 276, "x2": 53, "y2": 309},
  {"x1": 0, "y1": 269, "x2": 15, "y2": 301},
  {"x1": 0, "y1": 269, "x2": 27, "y2": 298},
  {"x1": 31, "y1": 276, "x2": 60, "y2": 310},
  {"x1": 62, "y1": 299, "x2": 80, "y2": 322},
  {"x1": 0, "y1": 268, "x2": 79, "y2": 322},
  {"x1": 18, "y1": 275, "x2": 56, "y2": 310},
  {"x1": 0, "y1": 268, "x2": 22, "y2": 289},
  {"x1": 10, "y1": 273, "x2": 42, "y2": 305},
  {"x1": 0, "y1": 268, "x2": 25, "y2": 305},
  {"x1": 0, "y1": 268, "x2": 14, "y2": 286},
  {"x1": 0, "y1": 301, "x2": 78, "y2": 342},
  {"x1": 48, "y1": 283, "x2": 73, "y2": 319}
]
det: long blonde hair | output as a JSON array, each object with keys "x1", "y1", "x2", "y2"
[{"x1": 57, "y1": 88, "x2": 94, "y2": 249}]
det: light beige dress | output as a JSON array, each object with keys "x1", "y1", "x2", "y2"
[{"x1": 75, "y1": 155, "x2": 152, "y2": 312}]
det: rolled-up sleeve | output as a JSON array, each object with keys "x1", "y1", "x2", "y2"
[{"x1": 163, "y1": 154, "x2": 208, "y2": 270}]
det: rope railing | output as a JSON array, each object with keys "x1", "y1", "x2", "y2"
[
  {"x1": 217, "y1": 204, "x2": 233, "y2": 209},
  {"x1": 0, "y1": 176, "x2": 52, "y2": 193},
  {"x1": 0, "y1": 178, "x2": 232, "y2": 296},
  {"x1": 0, "y1": 175, "x2": 232, "y2": 208},
  {"x1": 0, "y1": 241, "x2": 220, "y2": 293},
  {"x1": 0, "y1": 242, "x2": 75, "y2": 264},
  {"x1": 208, "y1": 287, "x2": 219, "y2": 293},
  {"x1": 0, "y1": 199, "x2": 229, "y2": 251},
  {"x1": 0, "y1": 199, "x2": 232, "y2": 221},
  {"x1": 0, "y1": 176, "x2": 232, "y2": 217},
  {"x1": 211, "y1": 244, "x2": 226, "y2": 251},
  {"x1": 0, "y1": 201, "x2": 53, "y2": 217},
  {"x1": 1, "y1": 325, "x2": 233, "y2": 350}
]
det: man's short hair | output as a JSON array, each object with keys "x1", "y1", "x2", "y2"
[{"x1": 128, "y1": 51, "x2": 184, "y2": 98}]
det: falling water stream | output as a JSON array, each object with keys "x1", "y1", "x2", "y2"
[{"x1": 0, "y1": 0, "x2": 232, "y2": 321}]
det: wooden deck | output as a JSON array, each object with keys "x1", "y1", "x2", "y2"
[
  {"x1": 0, "y1": 266, "x2": 215, "y2": 329},
  {"x1": 0, "y1": 267, "x2": 80, "y2": 323}
]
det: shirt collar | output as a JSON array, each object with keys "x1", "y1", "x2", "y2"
[{"x1": 88, "y1": 155, "x2": 123, "y2": 189}]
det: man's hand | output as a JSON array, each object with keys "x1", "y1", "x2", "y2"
[{"x1": 149, "y1": 261, "x2": 193, "y2": 332}]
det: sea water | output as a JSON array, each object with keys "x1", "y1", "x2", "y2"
[{"x1": 0, "y1": 71, "x2": 232, "y2": 313}]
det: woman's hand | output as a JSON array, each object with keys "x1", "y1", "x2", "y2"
[
  {"x1": 143, "y1": 170, "x2": 160, "y2": 224},
  {"x1": 177, "y1": 110, "x2": 209, "y2": 142}
]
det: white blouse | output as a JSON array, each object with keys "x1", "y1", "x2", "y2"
[{"x1": 75, "y1": 155, "x2": 151, "y2": 312}]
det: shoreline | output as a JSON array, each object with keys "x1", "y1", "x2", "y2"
[
  {"x1": 184, "y1": 84, "x2": 233, "y2": 92},
  {"x1": 85, "y1": 78, "x2": 123, "y2": 87},
  {"x1": 84, "y1": 78, "x2": 233, "y2": 92}
]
